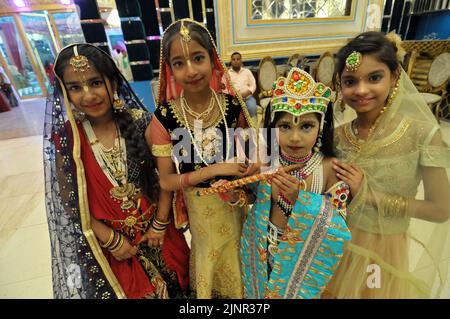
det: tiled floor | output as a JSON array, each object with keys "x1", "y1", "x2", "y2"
[
  {"x1": 0, "y1": 98, "x2": 46, "y2": 140},
  {"x1": 0, "y1": 99, "x2": 52, "y2": 298},
  {"x1": 0, "y1": 99, "x2": 449, "y2": 298}
]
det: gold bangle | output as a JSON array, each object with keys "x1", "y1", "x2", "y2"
[
  {"x1": 150, "y1": 226, "x2": 166, "y2": 234},
  {"x1": 151, "y1": 224, "x2": 168, "y2": 231},
  {"x1": 153, "y1": 217, "x2": 171, "y2": 225},
  {"x1": 237, "y1": 190, "x2": 248, "y2": 207},
  {"x1": 100, "y1": 229, "x2": 115, "y2": 248},
  {"x1": 107, "y1": 232, "x2": 121, "y2": 251},
  {"x1": 382, "y1": 195, "x2": 408, "y2": 218},
  {"x1": 228, "y1": 197, "x2": 241, "y2": 206},
  {"x1": 109, "y1": 234, "x2": 124, "y2": 253},
  {"x1": 403, "y1": 198, "x2": 409, "y2": 218}
]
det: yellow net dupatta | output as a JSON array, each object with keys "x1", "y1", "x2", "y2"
[{"x1": 328, "y1": 69, "x2": 450, "y2": 298}]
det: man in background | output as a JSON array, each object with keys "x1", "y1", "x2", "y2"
[{"x1": 226, "y1": 52, "x2": 257, "y2": 118}]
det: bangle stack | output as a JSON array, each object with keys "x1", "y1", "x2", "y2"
[
  {"x1": 380, "y1": 195, "x2": 408, "y2": 219},
  {"x1": 100, "y1": 229, "x2": 125, "y2": 253},
  {"x1": 151, "y1": 217, "x2": 170, "y2": 233},
  {"x1": 277, "y1": 193, "x2": 294, "y2": 218}
]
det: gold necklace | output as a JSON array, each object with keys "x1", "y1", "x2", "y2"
[
  {"x1": 181, "y1": 90, "x2": 215, "y2": 120},
  {"x1": 82, "y1": 120, "x2": 139, "y2": 211},
  {"x1": 180, "y1": 90, "x2": 230, "y2": 166}
]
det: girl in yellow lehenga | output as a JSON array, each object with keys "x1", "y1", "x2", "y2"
[
  {"x1": 324, "y1": 32, "x2": 450, "y2": 298},
  {"x1": 148, "y1": 19, "x2": 255, "y2": 298}
]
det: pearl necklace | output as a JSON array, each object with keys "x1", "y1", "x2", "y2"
[
  {"x1": 279, "y1": 151, "x2": 323, "y2": 193},
  {"x1": 180, "y1": 89, "x2": 230, "y2": 166}
]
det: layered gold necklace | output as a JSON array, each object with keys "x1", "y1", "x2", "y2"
[
  {"x1": 181, "y1": 91, "x2": 215, "y2": 121},
  {"x1": 179, "y1": 89, "x2": 230, "y2": 166},
  {"x1": 82, "y1": 120, "x2": 140, "y2": 211}
]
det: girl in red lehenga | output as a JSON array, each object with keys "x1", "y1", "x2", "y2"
[{"x1": 44, "y1": 43, "x2": 189, "y2": 299}]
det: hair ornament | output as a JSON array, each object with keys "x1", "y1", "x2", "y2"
[
  {"x1": 69, "y1": 46, "x2": 90, "y2": 73},
  {"x1": 180, "y1": 20, "x2": 191, "y2": 43},
  {"x1": 345, "y1": 51, "x2": 362, "y2": 72},
  {"x1": 385, "y1": 31, "x2": 407, "y2": 63}
]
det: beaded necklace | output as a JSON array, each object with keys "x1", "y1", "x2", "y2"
[{"x1": 279, "y1": 151, "x2": 324, "y2": 194}]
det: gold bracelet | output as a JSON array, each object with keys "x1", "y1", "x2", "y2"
[
  {"x1": 228, "y1": 197, "x2": 241, "y2": 206},
  {"x1": 382, "y1": 195, "x2": 408, "y2": 218},
  {"x1": 153, "y1": 217, "x2": 171, "y2": 226},
  {"x1": 150, "y1": 226, "x2": 166, "y2": 234},
  {"x1": 107, "y1": 232, "x2": 121, "y2": 251},
  {"x1": 100, "y1": 229, "x2": 115, "y2": 248},
  {"x1": 239, "y1": 190, "x2": 247, "y2": 207},
  {"x1": 109, "y1": 234, "x2": 124, "y2": 253}
]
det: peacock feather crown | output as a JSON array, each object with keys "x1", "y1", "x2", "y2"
[{"x1": 270, "y1": 67, "x2": 332, "y2": 127}]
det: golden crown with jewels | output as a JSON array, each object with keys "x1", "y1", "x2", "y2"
[{"x1": 270, "y1": 67, "x2": 332, "y2": 126}]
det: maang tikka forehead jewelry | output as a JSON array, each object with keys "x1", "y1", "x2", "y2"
[
  {"x1": 69, "y1": 46, "x2": 90, "y2": 92},
  {"x1": 345, "y1": 51, "x2": 362, "y2": 72},
  {"x1": 180, "y1": 20, "x2": 191, "y2": 43},
  {"x1": 70, "y1": 46, "x2": 90, "y2": 73},
  {"x1": 179, "y1": 20, "x2": 192, "y2": 67}
]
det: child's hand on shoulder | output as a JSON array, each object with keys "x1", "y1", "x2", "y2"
[{"x1": 332, "y1": 159, "x2": 364, "y2": 197}]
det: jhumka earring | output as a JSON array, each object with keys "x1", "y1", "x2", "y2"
[
  {"x1": 334, "y1": 78, "x2": 346, "y2": 112},
  {"x1": 112, "y1": 91, "x2": 125, "y2": 112},
  {"x1": 336, "y1": 92, "x2": 346, "y2": 112},
  {"x1": 345, "y1": 51, "x2": 362, "y2": 72},
  {"x1": 314, "y1": 131, "x2": 323, "y2": 152}
]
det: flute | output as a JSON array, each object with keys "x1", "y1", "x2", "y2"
[{"x1": 196, "y1": 163, "x2": 304, "y2": 196}]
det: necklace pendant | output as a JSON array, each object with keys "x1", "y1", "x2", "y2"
[
  {"x1": 113, "y1": 170, "x2": 125, "y2": 180},
  {"x1": 124, "y1": 215, "x2": 137, "y2": 227},
  {"x1": 268, "y1": 244, "x2": 278, "y2": 256},
  {"x1": 110, "y1": 183, "x2": 136, "y2": 201}
]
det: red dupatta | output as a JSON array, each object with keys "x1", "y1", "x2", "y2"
[{"x1": 77, "y1": 122, "x2": 189, "y2": 298}]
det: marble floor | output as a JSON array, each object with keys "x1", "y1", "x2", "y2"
[
  {"x1": 0, "y1": 98, "x2": 52, "y2": 298},
  {"x1": 0, "y1": 99, "x2": 449, "y2": 298}
]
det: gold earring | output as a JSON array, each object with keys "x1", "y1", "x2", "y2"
[
  {"x1": 314, "y1": 132, "x2": 323, "y2": 153},
  {"x1": 113, "y1": 92, "x2": 124, "y2": 112},
  {"x1": 336, "y1": 92, "x2": 346, "y2": 112}
]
